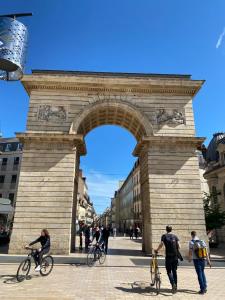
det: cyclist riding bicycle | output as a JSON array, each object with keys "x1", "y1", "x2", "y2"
[
  {"x1": 91, "y1": 226, "x2": 102, "y2": 244},
  {"x1": 26, "y1": 228, "x2": 51, "y2": 272}
]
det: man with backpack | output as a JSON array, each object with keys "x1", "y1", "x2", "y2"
[
  {"x1": 155, "y1": 225, "x2": 181, "y2": 294},
  {"x1": 188, "y1": 231, "x2": 211, "y2": 294}
]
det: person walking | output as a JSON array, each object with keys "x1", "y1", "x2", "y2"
[
  {"x1": 134, "y1": 226, "x2": 138, "y2": 239},
  {"x1": 79, "y1": 222, "x2": 84, "y2": 250},
  {"x1": 188, "y1": 231, "x2": 211, "y2": 294},
  {"x1": 129, "y1": 226, "x2": 133, "y2": 240},
  {"x1": 155, "y1": 225, "x2": 180, "y2": 294},
  {"x1": 113, "y1": 227, "x2": 117, "y2": 238},
  {"x1": 84, "y1": 225, "x2": 90, "y2": 251},
  {"x1": 102, "y1": 225, "x2": 111, "y2": 254}
]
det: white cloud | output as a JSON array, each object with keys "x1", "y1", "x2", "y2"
[
  {"x1": 86, "y1": 170, "x2": 121, "y2": 198},
  {"x1": 84, "y1": 170, "x2": 125, "y2": 213},
  {"x1": 216, "y1": 27, "x2": 225, "y2": 49}
]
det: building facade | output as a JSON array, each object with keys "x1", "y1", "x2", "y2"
[
  {"x1": 76, "y1": 169, "x2": 95, "y2": 228},
  {"x1": 0, "y1": 138, "x2": 23, "y2": 228},
  {"x1": 132, "y1": 159, "x2": 142, "y2": 228},
  {"x1": 203, "y1": 133, "x2": 225, "y2": 242}
]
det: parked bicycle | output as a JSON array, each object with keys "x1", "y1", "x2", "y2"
[
  {"x1": 16, "y1": 247, "x2": 54, "y2": 282},
  {"x1": 87, "y1": 243, "x2": 106, "y2": 267},
  {"x1": 150, "y1": 252, "x2": 161, "y2": 294}
]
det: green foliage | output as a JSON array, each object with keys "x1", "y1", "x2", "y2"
[{"x1": 203, "y1": 191, "x2": 225, "y2": 230}]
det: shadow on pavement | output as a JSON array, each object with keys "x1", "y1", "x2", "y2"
[
  {"x1": 108, "y1": 248, "x2": 144, "y2": 256},
  {"x1": 130, "y1": 238, "x2": 142, "y2": 244},
  {"x1": 0, "y1": 273, "x2": 41, "y2": 284},
  {"x1": 116, "y1": 281, "x2": 198, "y2": 297}
]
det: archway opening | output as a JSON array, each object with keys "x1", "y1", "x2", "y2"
[
  {"x1": 75, "y1": 123, "x2": 144, "y2": 254},
  {"x1": 72, "y1": 100, "x2": 153, "y2": 142}
]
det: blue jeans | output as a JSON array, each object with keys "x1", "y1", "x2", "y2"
[{"x1": 193, "y1": 259, "x2": 207, "y2": 292}]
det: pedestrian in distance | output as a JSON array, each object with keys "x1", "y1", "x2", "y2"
[
  {"x1": 113, "y1": 227, "x2": 117, "y2": 238},
  {"x1": 79, "y1": 222, "x2": 84, "y2": 250},
  {"x1": 188, "y1": 231, "x2": 211, "y2": 294},
  {"x1": 134, "y1": 226, "x2": 138, "y2": 239},
  {"x1": 102, "y1": 225, "x2": 111, "y2": 254},
  {"x1": 129, "y1": 226, "x2": 133, "y2": 240},
  {"x1": 137, "y1": 226, "x2": 141, "y2": 237},
  {"x1": 155, "y1": 225, "x2": 181, "y2": 294},
  {"x1": 84, "y1": 225, "x2": 90, "y2": 251}
]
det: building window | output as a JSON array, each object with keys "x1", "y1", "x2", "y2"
[
  {"x1": 8, "y1": 193, "x2": 14, "y2": 204},
  {"x1": 0, "y1": 175, "x2": 5, "y2": 183},
  {"x1": 5, "y1": 144, "x2": 12, "y2": 152},
  {"x1": 2, "y1": 158, "x2": 8, "y2": 166},
  {"x1": 17, "y1": 143, "x2": 23, "y2": 151},
  {"x1": 0, "y1": 193, "x2": 2, "y2": 198},
  {"x1": 10, "y1": 175, "x2": 17, "y2": 189},
  {"x1": 0, "y1": 175, "x2": 5, "y2": 189},
  {"x1": 14, "y1": 157, "x2": 20, "y2": 165},
  {"x1": 11, "y1": 175, "x2": 17, "y2": 183}
]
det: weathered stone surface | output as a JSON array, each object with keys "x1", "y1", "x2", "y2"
[{"x1": 9, "y1": 71, "x2": 206, "y2": 254}]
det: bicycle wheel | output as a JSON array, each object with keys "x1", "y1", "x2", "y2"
[
  {"x1": 155, "y1": 268, "x2": 161, "y2": 294},
  {"x1": 87, "y1": 247, "x2": 96, "y2": 267},
  {"x1": 99, "y1": 249, "x2": 106, "y2": 264},
  {"x1": 40, "y1": 255, "x2": 54, "y2": 276},
  {"x1": 16, "y1": 258, "x2": 31, "y2": 282},
  {"x1": 150, "y1": 259, "x2": 156, "y2": 285}
]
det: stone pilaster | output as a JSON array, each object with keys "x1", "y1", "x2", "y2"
[
  {"x1": 135, "y1": 136, "x2": 207, "y2": 254},
  {"x1": 9, "y1": 132, "x2": 85, "y2": 255}
]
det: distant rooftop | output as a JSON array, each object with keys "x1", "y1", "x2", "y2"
[
  {"x1": 0, "y1": 137, "x2": 19, "y2": 143},
  {"x1": 31, "y1": 69, "x2": 191, "y2": 79},
  {"x1": 0, "y1": 137, "x2": 22, "y2": 153}
]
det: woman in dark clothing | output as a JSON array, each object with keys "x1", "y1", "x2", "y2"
[
  {"x1": 92, "y1": 227, "x2": 102, "y2": 243},
  {"x1": 27, "y1": 229, "x2": 51, "y2": 272}
]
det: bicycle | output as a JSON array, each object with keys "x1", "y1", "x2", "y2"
[
  {"x1": 150, "y1": 252, "x2": 161, "y2": 294},
  {"x1": 16, "y1": 247, "x2": 54, "y2": 282},
  {"x1": 87, "y1": 243, "x2": 106, "y2": 267}
]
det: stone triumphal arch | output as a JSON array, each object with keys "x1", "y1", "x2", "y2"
[{"x1": 9, "y1": 70, "x2": 206, "y2": 254}]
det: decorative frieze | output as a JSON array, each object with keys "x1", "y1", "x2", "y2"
[
  {"x1": 155, "y1": 108, "x2": 186, "y2": 125},
  {"x1": 37, "y1": 105, "x2": 67, "y2": 122}
]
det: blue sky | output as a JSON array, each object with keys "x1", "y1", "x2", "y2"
[{"x1": 1, "y1": 1, "x2": 225, "y2": 213}]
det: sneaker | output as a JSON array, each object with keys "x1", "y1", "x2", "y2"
[
  {"x1": 35, "y1": 265, "x2": 41, "y2": 272},
  {"x1": 198, "y1": 290, "x2": 205, "y2": 295},
  {"x1": 172, "y1": 284, "x2": 177, "y2": 294}
]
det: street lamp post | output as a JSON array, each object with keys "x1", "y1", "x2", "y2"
[{"x1": 0, "y1": 13, "x2": 32, "y2": 81}]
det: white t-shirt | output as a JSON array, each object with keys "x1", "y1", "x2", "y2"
[{"x1": 189, "y1": 236, "x2": 207, "y2": 260}]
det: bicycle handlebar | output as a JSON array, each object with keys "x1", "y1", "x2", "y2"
[{"x1": 24, "y1": 246, "x2": 37, "y2": 251}]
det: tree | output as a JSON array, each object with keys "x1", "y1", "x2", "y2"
[{"x1": 203, "y1": 191, "x2": 225, "y2": 231}]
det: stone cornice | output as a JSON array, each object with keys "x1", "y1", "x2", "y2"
[
  {"x1": 16, "y1": 131, "x2": 87, "y2": 155},
  {"x1": 204, "y1": 165, "x2": 225, "y2": 178},
  {"x1": 133, "y1": 136, "x2": 205, "y2": 156},
  {"x1": 21, "y1": 73, "x2": 204, "y2": 97}
]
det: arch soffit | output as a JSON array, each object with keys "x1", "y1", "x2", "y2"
[{"x1": 71, "y1": 99, "x2": 153, "y2": 141}]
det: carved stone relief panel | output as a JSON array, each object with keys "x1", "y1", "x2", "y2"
[
  {"x1": 154, "y1": 108, "x2": 186, "y2": 125},
  {"x1": 37, "y1": 105, "x2": 67, "y2": 122}
]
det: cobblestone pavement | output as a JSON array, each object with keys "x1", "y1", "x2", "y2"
[{"x1": 0, "y1": 237, "x2": 225, "y2": 300}]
